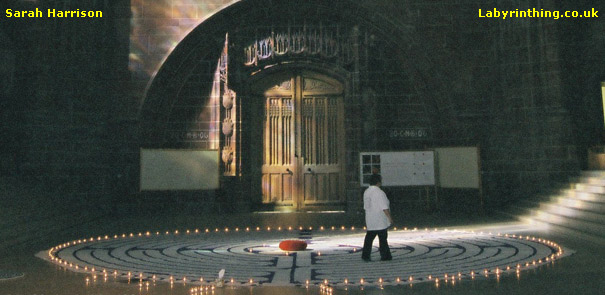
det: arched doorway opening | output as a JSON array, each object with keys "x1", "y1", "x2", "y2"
[{"x1": 139, "y1": 0, "x2": 441, "y2": 214}]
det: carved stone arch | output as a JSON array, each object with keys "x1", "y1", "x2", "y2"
[
  {"x1": 139, "y1": 0, "x2": 445, "y2": 210},
  {"x1": 141, "y1": 0, "x2": 441, "y2": 134}
]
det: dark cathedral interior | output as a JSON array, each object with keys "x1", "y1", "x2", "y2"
[{"x1": 1, "y1": 0, "x2": 604, "y2": 294}]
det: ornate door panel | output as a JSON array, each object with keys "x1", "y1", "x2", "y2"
[
  {"x1": 301, "y1": 95, "x2": 342, "y2": 203},
  {"x1": 262, "y1": 95, "x2": 295, "y2": 203},
  {"x1": 261, "y1": 74, "x2": 344, "y2": 208}
]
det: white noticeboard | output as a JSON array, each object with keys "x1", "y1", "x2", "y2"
[
  {"x1": 140, "y1": 149, "x2": 219, "y2": 191},
  {"x1": 434, "y1": 147, "x2": 480, "y2": 189},
  {"x1": 360, "y1": 151, "x2": 435, "y2": 186}
]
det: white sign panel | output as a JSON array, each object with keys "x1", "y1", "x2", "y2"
[
  {"x1": 140, "y1": 149, "x2": 219, "y2": 191},
  {"x1": 434, "y1": 147, "x2": 480, "y2": 188},
  {"x1": 360, "y1": 151, "x2": 435, "y2": 186}
]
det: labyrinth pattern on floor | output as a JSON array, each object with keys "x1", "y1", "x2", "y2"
[{"x1": 38, "y1": 227, "x2": 572, "y2": 287}]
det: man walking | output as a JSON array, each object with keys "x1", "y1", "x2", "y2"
[{"x1": 361, "y1": 174, "x2": 393, "y2": 261}]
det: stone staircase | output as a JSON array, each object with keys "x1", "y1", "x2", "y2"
[{"x1": 517, "y1": 171, "x2": 605, "y2": 245}]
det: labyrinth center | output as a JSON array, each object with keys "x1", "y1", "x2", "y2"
[{"x1": 37, "y1": 227, "x2": 572, "y2": 286}]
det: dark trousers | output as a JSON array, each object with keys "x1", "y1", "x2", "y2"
[{"x1": 361, "y1": 228, "x2": 392, "y2": 260}]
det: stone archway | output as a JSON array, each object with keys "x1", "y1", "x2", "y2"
[
  {"x1": 140, "y1": 0, "x2": 440, "y2": 145},
  {"x1": 139, "y1": 0, "x2": 442, "y2": 212}
]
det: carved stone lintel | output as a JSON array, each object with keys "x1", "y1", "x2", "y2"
[
  {"x1": 303, "y1": 78, "x2": 332, "y2": 91},
  {"x1": 269, "y1": 80, "x2": 292, "y2": 91}
]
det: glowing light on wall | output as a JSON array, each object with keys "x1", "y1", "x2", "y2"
[
  {"x1": 601, "y1": 82, "x2": 605, "y2": 128},
  {"x1": 129, "y1": 0, "x2": 239, "y2": 82}
]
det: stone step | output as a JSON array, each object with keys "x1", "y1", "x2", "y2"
[
  {"x1": 509, "y1": 170, "x2": 605, "y2": 246},
  {"x1": 536, "y1": 203, "x2": 605, "y2": 223},
  {"x1": 573, "y1": 183, "x2": 605, "y2": 194},
  {"x1": 557, "y1": 189, "x2": 605, "y2": 204},
  {"x1": 526, "y1": 210, "x2": 604, "y2": 238},
  {"x1": 581, "y1": 170, "x2": 605, "y2": 178},
  {"x1": 520, "y1": 216, "x2": 605, "y2": 246},
  {"x1": 571, "y1": 176, "x2": 605, "y2": 186},
  {"x1": 550, "y1": 196, "x2": 605, "y2": 214}
]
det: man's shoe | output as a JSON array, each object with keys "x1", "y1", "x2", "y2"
[
  {"x1": 362, "y1": 257, "x2": 371, "y2": 262},
  {"x1": 380, "y1": 257, "x2": 392, "y2": 261}
]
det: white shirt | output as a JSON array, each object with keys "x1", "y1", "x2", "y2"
[{"x1": 363, "y1": 185, "x2": 391, "y2": 230}]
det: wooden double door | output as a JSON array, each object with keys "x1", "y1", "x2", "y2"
[{"x1": 260, "y1": 73, "x2": 345, "y2": 209}]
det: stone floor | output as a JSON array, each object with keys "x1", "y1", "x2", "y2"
[{"x1": 0, "y1": 211, "x2": 603, "y2": 294}]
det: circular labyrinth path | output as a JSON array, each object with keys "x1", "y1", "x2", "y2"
[
  {"x1": 37, "y1": 227, "x2": 572, "y2": 287},
  {"x1": 0, "y1": 269, "x2": 24, "y2": 281}
]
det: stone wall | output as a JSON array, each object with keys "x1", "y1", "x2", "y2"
[
  {"x1": 1, "y1": 0, "x2": 132, "y2": 211},
  {"x1": 558, "y1": 0, "x2": 605, "y2": 165},
  {"x1": 481, "y1": 0, "x2": 580, "y2": 207},
  {"x1": 361, "y1": 0, "x2": 585, "y2": 210},
  {"x1": 3, "y1": 0, "x2": 603, "y2": 217}
]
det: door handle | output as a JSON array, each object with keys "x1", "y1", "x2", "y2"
[
  {"x1": 286, "y1": 168, "x2": 293, "y2": 175},
  {"x1": 307, "y1": 168, "x2": 314, "y2": 174}
]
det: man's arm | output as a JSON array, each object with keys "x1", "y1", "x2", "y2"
[{"x1": 383, "y1": 209, "x2": 393, "y2": 225}]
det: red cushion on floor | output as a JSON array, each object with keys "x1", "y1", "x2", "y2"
[{"x1": 279, "y1": 240, "x2": 308, "y2": 251}]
